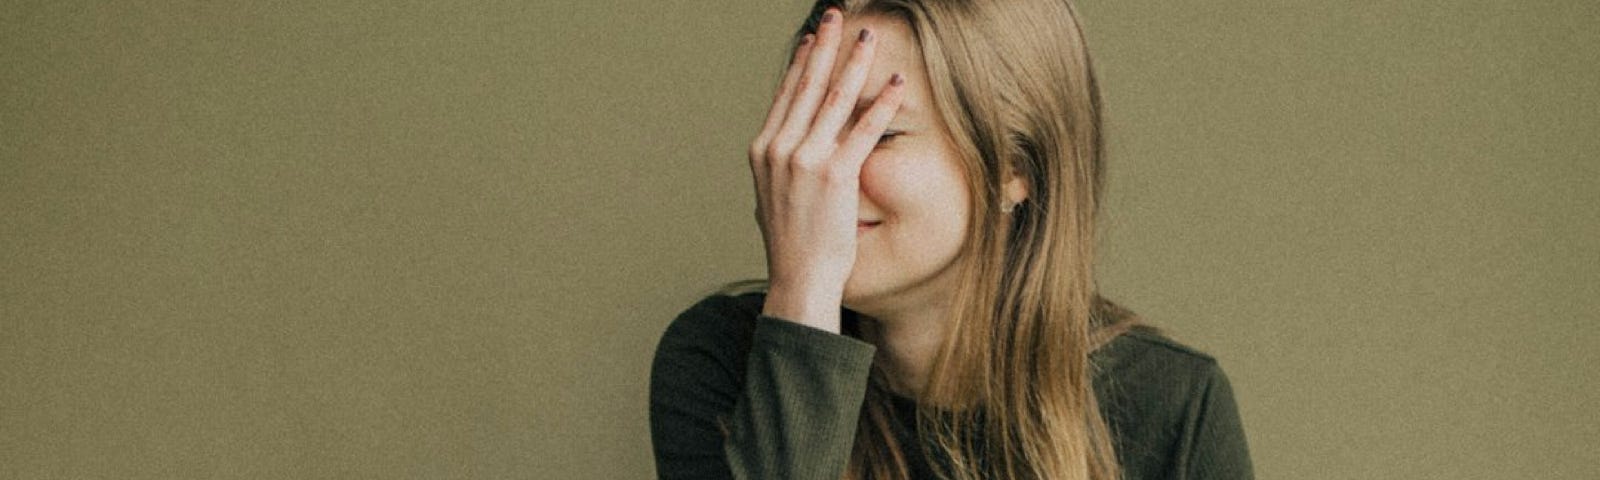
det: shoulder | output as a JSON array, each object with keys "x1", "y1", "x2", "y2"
[
  {"x1": 655, "y1": 291, "x2": 767, "y2": 349},
  {"x1": 1093, "y1": 328, "x2": 1225, "y2": 396},
  {"x1": 651, "y1": 292, "x2": 767, "y2": 377},
  {"x1": 1092, "y1": 329, "x2": 1249, "y2": 478},
  {"x1": 659, "y1": 291, "x2": 766, "y2": 343}
]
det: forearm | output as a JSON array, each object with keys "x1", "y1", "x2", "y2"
[{"x1": 722, "y1": 315, "x2": 876, "y2": 480}]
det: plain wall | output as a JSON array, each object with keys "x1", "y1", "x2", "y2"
[{"x1": 2, "y1": 1, "x2": 1596, "y2": 478}]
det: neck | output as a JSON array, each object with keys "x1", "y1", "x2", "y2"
[{"x1": 854, "y1": 294, "x2": 952, "y2": 402}]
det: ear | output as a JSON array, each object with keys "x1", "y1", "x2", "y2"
[{"x1": 1001, "y1": 167, "x2": 1030, "y2": 207}]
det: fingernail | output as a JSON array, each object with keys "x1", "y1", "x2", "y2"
[
  {"x1": 822, "y1": 10, "x2": 837, "y2": 23},
  {"x1": 891, "y1": 73, "x2": 904, "y2": 86},
  {"x1": 858, "y1": 29, "x2": 871, "y2": 43},
  {"x1": 800, "y1": 34, "x2": 813, "y2": 46}
]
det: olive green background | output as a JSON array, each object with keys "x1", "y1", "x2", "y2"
[{"x1": 2, "y1": 1, "x2": 1595, "y2": 478}]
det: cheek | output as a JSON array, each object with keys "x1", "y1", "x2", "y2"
[
  {"x1": 857, "y1": 156, "x2": 892, "y2": 205},
  {"x1": 858, "y1": 154, "x2": 920, "y2": 215},
  {"x1": 859, "y1": 152, "x2": 971, "y2": 225}
]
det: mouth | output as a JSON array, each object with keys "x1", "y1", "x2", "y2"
[{"x1": 857, "y1": 220, "x2": 882, "y2": 232}]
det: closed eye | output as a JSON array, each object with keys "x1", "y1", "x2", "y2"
[{"x1": 877, "y1": 130, "x2": 903, "y2": 145}]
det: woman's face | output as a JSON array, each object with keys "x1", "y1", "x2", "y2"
[{"x1": 835, "y1": 14, "x2": 972, "y2": 317}]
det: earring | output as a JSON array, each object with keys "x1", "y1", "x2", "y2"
[{"x1": 1001, "y1": 202, "x2": 1016, "y2": 214}]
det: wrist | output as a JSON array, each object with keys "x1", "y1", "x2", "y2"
[{"x1": 762, "y1": 283, "x2": 843, "y2": 334}]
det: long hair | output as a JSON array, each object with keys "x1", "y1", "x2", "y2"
[{"x1": 735, "y1": 0, "x2": 1143, "y2": 478}]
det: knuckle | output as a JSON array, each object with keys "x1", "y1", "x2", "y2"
[
  {"x1": 812, "y1": 168, "x2": 833, "y2": 185},
  {"x1": 794, "y1": 75, "x2": 815, "y2": 94},
  {"x1": 789, "y1": 154, "x2": 824, "y2": 174},
  {"x1": 767, "y1": 140, "x2": 793, "y2": 161},
  {"x1": 822, "y1": 88, "x2": 847, "y2": 109}
]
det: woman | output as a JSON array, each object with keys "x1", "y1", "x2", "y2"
[{"x1": 650, "y1": 1, "x2": 1253, "y2": 479}]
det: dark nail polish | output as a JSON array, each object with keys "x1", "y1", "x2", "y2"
[
  {"x1": 858, "y1": 29, "x2": 871, "y2": 42},
  {"x1": 800, "y1": 34, "x2": 813, "y2": 46},
  {"x1": 822, "y1": 11, "x2": 836, "y2": 23},
  {"x1": 891, "y1": 73, "x2": 904, "y2": 86}
]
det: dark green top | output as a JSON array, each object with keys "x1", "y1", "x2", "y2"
[{"x1": 649, "y1": 292, "x2": 1254, "y2": 480}]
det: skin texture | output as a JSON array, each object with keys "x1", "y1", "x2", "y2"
[
  {"x1": 833, "y1": 15, "x2": 970, "y2": 327},
  {"x1": 750, "y1": 9, "x2": 1025, "y2": 398},
  {"x1": 748, "y1": 7, "x2": 910, "y2": 334},
  {"x1": 829, "y1": 14, "x2": 975, "y2": 399}
]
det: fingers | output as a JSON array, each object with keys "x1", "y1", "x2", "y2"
[
  {"x1": 770, "y1": 8, "x2": 846, "y2": 159},
  {"x1": 799, "y1": 27, "x2": 876, "y2": 152},
  {"x1": 836, "y1": 73, "x2": 906, "y2": 170},
  {"x1": 750, "y1": 33, "x2": 813, "y2": 208},
  {"x1": 753, "y1": 33, "x2": 814, "y2": 158}
]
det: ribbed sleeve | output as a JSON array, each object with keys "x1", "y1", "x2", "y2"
[
  {"x1": 723, "y1": 315, "x2": 877, "y2": 480},
  {"x1": 649, "y1": 295, "x2": 876, "y2": 480}
]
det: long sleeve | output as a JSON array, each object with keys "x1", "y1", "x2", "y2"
[
  {"x1": 1174, "y1": 363, "x2": 1255, "y2": 480},
  {"x1": 649, "y1": 295, "x2": 876, "y2": 480}
]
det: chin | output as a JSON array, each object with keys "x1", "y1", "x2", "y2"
[
  {"x1": 840, "y1": 285, "x2": 867, "y2": 311},
  {"x1": 840, "y1": 276, "x2": 866, "y2": 306},
  {"x1": 841, "y1": 274, "x2": 890, "y2": 318}
]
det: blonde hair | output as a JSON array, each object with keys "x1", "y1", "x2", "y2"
[{"x1": 733, "y1": 0, "x2": 1148, "y2": 478}]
